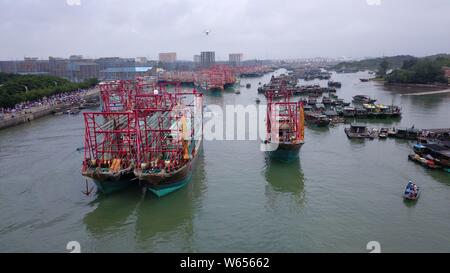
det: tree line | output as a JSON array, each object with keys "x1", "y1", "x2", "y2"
[
  {"x1": 384, "y1": 56, "x2": 450, "y2": 84},
  {"x1": 0, "y1": 73, "x2": 99, "y2": 108}
]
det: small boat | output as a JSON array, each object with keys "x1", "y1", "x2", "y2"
[
  {"x1": 360, "y1": 78, "x2": 370, "y2": 82},
  {"x1": 328, "y1": 81, "x2": 342, "y2": 88},
  {"x1": 379, "y1": 128, "x2": 389, "y2": 139},
  {"x1": 403, "y1": 181, "x2": 420, "y2": 200},
  {"x1": 246, "y1": 83, "x2": 251, "y2": 88},
  {"x1": 256, "y1": 98, "x2": 261, "y2": 104},
  {"x1": 307, "y1": 98, "x2": 317, "y2": 105},
  {"x1": 65, "y1": 108, "x2": 81, "y2": 115},
  {"x1": 345, "y1": 124, "x2": 370, "y2": 139},
  {"x1": 387, "y1": 128, "x2": 396, "y2": 137},
  {"x1": 408, "y1": 153, "x2": 438, "y2": 169},
  {"x1": 322, "y1": 96, "x2": 332, "y2": 105},
  {"x1": 306, "y1": 112, "x2": 330, "y2": 127},
  {"x1": 353, "y1": 95, "x2": 377, "y2": 104},
  {"x1": 342, "y1": 106, "x2": 356, "y2": 117},
  {"x1": 235, "y1": 89, "x2": 241, "y2": 94}
]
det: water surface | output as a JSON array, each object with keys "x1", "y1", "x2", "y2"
[{"x1": 0, "y1": 70, "x2": 449, "y2": 252}]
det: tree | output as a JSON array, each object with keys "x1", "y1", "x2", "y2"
[{"x1": 377, "y1": 59, "x2": 389, "y2": 77}]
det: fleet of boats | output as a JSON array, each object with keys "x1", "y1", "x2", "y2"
[
  {"x1": 80, "y1": 68, "x2": 448, "y2": 201},
  {"x1": 82, "y1": 79, "x2": 204, "y2": 197}
]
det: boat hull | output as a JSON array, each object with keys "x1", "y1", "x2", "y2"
[
  {"x1": 93, "y1": 177, "x2": 134, "y2": 194},
  {"x1": 267, "y1": 142, "x2": 303, "y2": 162},
  {"x1": 147, "y1": 167, "x2": 193, "y2": 197},
  {"x1": 137, "y1": 142, "x2": 202, "y2": 197},
  {"x1": 83, "y1": 169, "x2": 135, "y2": 194}
]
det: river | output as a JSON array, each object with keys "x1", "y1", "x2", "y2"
[{"x1": 0, "y1": 70, "x2": 449, "y2": 252}]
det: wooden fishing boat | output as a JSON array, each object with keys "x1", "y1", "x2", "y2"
[
  {"x1": 379, "y1": 128, "x2": 389, "y2": 139},
  {"x1": 345, "y1": 124, "x2": 371, "y2": 139},
  {"x1": 305, "y1": 112, "x2": 330, "y2": 127}
]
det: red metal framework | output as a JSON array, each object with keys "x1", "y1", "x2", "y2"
[
  {"x1": 99, "y1": 80, "x2": 140, "y2": 112},
  {"x1": 82, "y1": 112, "x2": 137, "y2": 172},
  {"x1": 266, "y1": 92, "x2": 304, "y2": 143},
  {"x1": 134, "y1": 90, "x2": 202, "y2": 173},
  {"x1": 84, "y1": 76, "x2": 203, "y2": 176}
]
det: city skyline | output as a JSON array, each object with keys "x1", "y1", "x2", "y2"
[{"x1": 0, "y1": 0, "x2": 449, "y2": 60}]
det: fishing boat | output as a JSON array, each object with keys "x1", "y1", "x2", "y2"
[
  {"x1": 344, "y1": 124, "x2": 371, "y2": 139},
  {"x1": 408, "y1": 153, "x2": 438, "y2": 169},
  {"x1": 305, "y1": 112, "x2": 330, "y2": 127},
  {"x1": 307, "y1": 98, "x2": 317, "y2": 105},
  {"x1": 328, "y1": 81, "x2": 342, "y2": 88},
  {"x1": 379, "y1": 128, "x2": 389, "y2": 139},
  {"x1": 403, "y1": 181, "x2": 420, "y2": 200},
  {"x1": 342, "y1": 106, "x2": 356, "y2": 117},
  {"x1": 322, "y1": 96, "x2": 332, "y2": 105},
  {"x1": 82, "y1": 112, "x2": 137, "y2": 194},
  {"x1": 263, "y1": 92, "x2": 305, "y2": 162},
  {"x1": 352, "y1": 95, "x2": 377, "y2": 104},
  {"x1": 134, "y1": 91, "x2": 203, "y2": 197}
]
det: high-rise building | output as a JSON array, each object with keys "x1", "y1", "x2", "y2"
[
  {"x1": 159, "y1": 52, "x2": 177, "y2": 63},
  {"x1": 200, "y1": 51, "x2": 215, "y2": 67},
  {"x1": 229, "y1": 53, "x2": 243, "y2": 66}
]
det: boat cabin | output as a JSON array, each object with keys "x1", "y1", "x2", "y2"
[{"x1": 349, "y1": 124, "x2": 368, "y2": 134}]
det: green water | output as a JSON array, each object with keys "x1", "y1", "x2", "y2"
[{"x1": 0, "y1": 70, "x2": 449, "y2": 252}]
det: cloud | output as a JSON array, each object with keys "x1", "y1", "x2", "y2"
[
  {"x1": 0, "y1": 0, "x2": 449, "y2": 60},
  {"x1": 66, "y1": 0, "x2": 81, "y2": 6}
]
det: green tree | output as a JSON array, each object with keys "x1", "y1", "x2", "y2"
[{"x1": 377, "y1": 59, "x2": 389, "y2": 77}]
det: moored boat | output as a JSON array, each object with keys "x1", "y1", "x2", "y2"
[
  {"x1": 353, "y1": 95, "x2": 377, "y2": 104},
  {"x1": 134, "y1": 91, "x2": 203, "y2": 197},
  {"x1": 345, "y1": 124, "x2": 371, "y2": 139},
  {"x1": 379, "y1": 128, "x2": 389, "y2": 138},
  {"x1": 82, "y1": 112, "x2": 137, "y2": 194},
  {"x1": 305, "y1": 112, "x2": 330, "y2": 127}
]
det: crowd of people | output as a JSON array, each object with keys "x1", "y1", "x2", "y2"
[{"x1": 0, "y1": 88, "x2": 95, "y2": 120}]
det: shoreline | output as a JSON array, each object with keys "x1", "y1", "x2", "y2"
[
  {"x1": 0, "y1": 88, "x2": 100, "y2": 131},
  {"x1": 373, "y1": 80, "x2": 450, "y2": 89}
]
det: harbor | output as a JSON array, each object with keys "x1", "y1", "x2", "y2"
[{"x1": 1, "y1": 69, "x2": 450, "y2": 252}]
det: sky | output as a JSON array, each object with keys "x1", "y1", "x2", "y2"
[{"x1": 0, "y1": 0, "x2": 449, "y2": 61}]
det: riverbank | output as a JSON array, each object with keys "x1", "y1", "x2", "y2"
[
  {"x1": 384, "y1": 82, "x2": 449, "y2": 89},
  {"x1": 0, "y1": 88, "x2": 99, "y2": 130}
]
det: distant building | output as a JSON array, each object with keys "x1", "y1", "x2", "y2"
[
  {"x1": 96, "y1": 57, "x2": 136, "y2": 71},
  {"x1": 100, "y1": 67, "x2": 155, "y2": 81},
  {"x1": 69, "y1": 55, "x2": 83, "y2": 60},
  {"x1": 193, "y1": 55, "x2": 201, "y2": 63},
  {"x1": 229, "y1": 53, "x2": 243, "y2": 66},
  {"x1": 200, "y1": 51, "x2": 215, "y2": 68},
  {"x1": 159, "y1": 52, "x2": 177, "y2": 63},
  {"x1": 0, "y1": 56, "x2": 158, "y2": 82},
  {"x1": 67, "y1": 61, "x2": 100, "y2": 82},
  {"x1": 135, "y1": 57, "x2": 148, "y2": 64},
  {"x1": 49, "y1": 57, "x2": 69, "y2": 78},
  {"x1": 0, "y1": 58, "x2": 49, "y2": 75}
]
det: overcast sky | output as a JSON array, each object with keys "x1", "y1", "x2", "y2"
[{"x1": 0, "y1": 0, "x2": 449, "y2": 60}]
